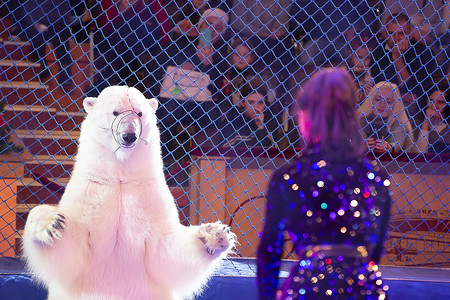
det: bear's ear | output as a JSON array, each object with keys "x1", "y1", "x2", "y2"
[
  {"x1": 83, "y1": 97, "x2": 98, "y2": 114},
  {"x1": 148, "y1": 98, "x2": 158, "y2": 111}
]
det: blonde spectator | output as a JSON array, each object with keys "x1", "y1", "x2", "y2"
[{"x1": 360, "y1": 81, "x2": 414, "y2": 153}]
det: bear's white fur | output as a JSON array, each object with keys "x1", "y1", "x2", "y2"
[{"x1": 22, "y1": 86, "x2": 235, "y2": 300}]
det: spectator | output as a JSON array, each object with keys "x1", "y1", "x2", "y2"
[
  {"x1": 21, "y1": 0, "x2": 76, "y2": 92},
  {"x1": 171, "y1": 0, "x2": 213, "y2": 40},
  {"x1": 70, "y1": 0, "x2": 92, "y2": 44},
  {"x1": 230, "y1": 0, "x2": 296, "y2": 132},
  {"x1": 157, "y1": 8, "x2": 229, "y2": 161},
  {"x1": 348, "y1": 34, "x2": 375, "y2": 104},
  {"x1": 370, "y1": 13, "x2": 436, "y2": 125},
  {"x1": 381, "y1": 0, "x2": 450, "y2": 46},
  {"x1": 222, "y1": 37, "x2": 257, "y2": 106},
  {"x1": 229, "y1": 0, "x2": 293, "y2": 70},
  {"x1": 416, "y1": 80, "x2": 450, "y2": 154},
  {"x1": 360, "y1": 81, "x2": 414, "y2": 153},
  {"x1": 257, "y1": 69, "x2": 391, "y2": 299},
  {"x1": 292, "y1": 0, "x2": 377, "y2": 69},
  {"x1": 87, "y1": 0, "x2": 170, "y2": 96},
  {"x1": 4, "y1": 0, "x2": 28, "y2": 41},
  {"x1": 216, "y1": 80, "x2": 275, "y2": 148}
]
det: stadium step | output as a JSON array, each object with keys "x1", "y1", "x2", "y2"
[
  {"x1": 0, "y1": 59, "x2": 42, "y2": 82},
  {"x1": 15, "y1": 129, "x2": 79, "y2": 156},
  {"x1": 0, "y1": 81, "x2": 50, "y2": 106},
  {"x1": 0, "y1": 38, "x2": 82, "y2": 219},
  {"x1": 0, "y1": 41, "x2": 34, "y2": 61},
  {"x1": 4, "y1": 105, "x2": 84, "y2": 132}
]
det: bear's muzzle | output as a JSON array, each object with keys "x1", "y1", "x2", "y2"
[
  {"x1": 111, "y1": 111, "x2": 142, "y2": 149},
  {"x1": 121, "y1": 132, "x2": 138, "y2": 146}
]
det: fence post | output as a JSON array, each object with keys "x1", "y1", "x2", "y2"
[{"x1": 0, "y1": 154, "x2": 24, "y2": 256}]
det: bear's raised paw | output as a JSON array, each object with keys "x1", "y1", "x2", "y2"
[
  {"x1": 26, "y1": 206, "x2": 66, "y2": 246},
  {"x1": 198, "y1": 221, "x2": 236, "y2": 257}
]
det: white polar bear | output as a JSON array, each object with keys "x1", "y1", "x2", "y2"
[{"x1": 22, "y1": 86, "x2": 236, "y2": 300}]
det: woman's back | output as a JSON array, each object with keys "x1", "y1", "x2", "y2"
[{"x1": 258, "y1": 148, "x2": 391, "y2": 299}]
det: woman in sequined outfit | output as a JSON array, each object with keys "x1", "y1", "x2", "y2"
[{"x1": 257, "y1": 69, "x2": 392, "y2": 300}]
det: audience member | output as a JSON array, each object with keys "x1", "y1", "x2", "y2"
[
  {"x1": 222, "y1": 37, "x2": 257, "y2": 106},
  {"x1": 171, "y1": 0, "x2": 216, "y2": 40},
  {"x1": 157, "y1": 8, "x2": 229, "y2": 160},
  {"x1": 221, "y1": 36, "x2": 288, "y2": 142},
  {"x1": 229, "y1": 0, "x2": 293, "y2": 70},
  {"x1": 4, "y1": 0, "x2": 28, "y2": 41},
  {"x1": 381, "y1": 0, "x2": 450, "y2": 46},
  {"x1": 416, "y1": 80, "x2": 450, "y2": 154},
  {"x1": 348, "y1": 34, "x2": 375, "y2": 104},
  {"x1": 21, "y1": 0, "x2": 75, "y2": 92},
  {"x1": 87, "y1": 0, "x2": 170, "y2": 96},
  {"x1": 292, "y1": 0, "x2": 377, "y2": 68},
  {"x1": 70, "y1": 0, "x2": 92, "y2": 44},
  {"x1": 360, "y1": 81, "x2": 414, "y2": 153},
  {"x1": 370, "y1": 13, "x2": 436, "y2": 125},
  {"x1": 215, "y1": 81, "x2": 274, "y2": 148},
  {"x1": 257, "y1": 69, "x2": 391, "y2": 299}
]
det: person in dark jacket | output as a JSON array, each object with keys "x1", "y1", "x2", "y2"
[
  {"x1": 216, "y1": 80, "x2": 274, "y2": 148},
  {"x1": 417, "y1": 80, "x2": 450, "y2": 154},
  {"x1": 86, "y1": 0, "x2": 170, "y2": 96},
  {"x1": 22, "y1": 0, "x2": 76, "y2": 91}
]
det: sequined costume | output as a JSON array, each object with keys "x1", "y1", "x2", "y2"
[{"x1": 257, "y1": 147, "x2": 392, "y2": 299}]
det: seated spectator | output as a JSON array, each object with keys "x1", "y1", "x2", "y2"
[
  {"x1": 370, "y1": 13, "x2": 436, "y2": 125},
  {"x1": 416, "y1": 80, "x2": 450, "y2": 154},
  {"x1": 381, "y1": 0, "x2": 449, "y2": 78},
  {"x1": 215, "y1": 81, "x2": 275, "y2": 148},
  {"x1": 381, "y1": 0, "x2": 449, "y2": 46},
  {"x1": 229, "y1": 0, "x2": 293, "y2": 71},
  {"x1": 21, "y1": 0, "x2": 75, "y2": 92},
  {"x1": 348, "y1": 34, "x2": 375, "y2": 104},
  {"x1": 360, "y1": 81, "x2": 414, "y2": 153},
  {"x1": 87, "y1": 0, "x2": 170, "y2": 96},
  {"x1": 171, "y1": 0, "x2": 213, "y2": 40},
  {"x1": 292, "y1": 0, "x2": 377, "y2": 69},
  {"x1": 222, "y1": 37, "x2": 257, "y2": 106},
  {"x1": 157, "y1": 8, "x2": 229, "y2": 160}
]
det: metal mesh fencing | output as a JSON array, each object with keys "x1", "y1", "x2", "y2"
[{"x1": 0, "y1": 0, "x2": 449, "y2": 268}]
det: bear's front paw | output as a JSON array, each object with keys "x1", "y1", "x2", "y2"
[
  {"x1": 26, "y1": 206, "x2": 66, "y2": 246},
  {"x1": 198, "y1": 221, "x2": 236, "y2": 257}
]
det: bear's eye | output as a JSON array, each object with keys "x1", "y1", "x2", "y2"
[
  {"x1": 113, "y1": 111, "x2": 119, "y2": 116},
  {"x1": 137, "y1": 112, "x2": 143, "y2": 117}
]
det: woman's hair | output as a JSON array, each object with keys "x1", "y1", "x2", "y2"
[
  {"x1": 296, "y1": 68, "x2": 365, "y2": 157},
  {"x1": 361, "y1": 81, "x2": 412, "y2": 133}
]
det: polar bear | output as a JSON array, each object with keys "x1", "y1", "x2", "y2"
[{"x1": 22, "y1": 86, "x2": 235, "y2": 300}]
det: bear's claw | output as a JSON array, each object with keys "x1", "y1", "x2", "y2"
[
  {"x1": 198, "y1": 221, "x2": 236, "y2": 257},
  {"x1": 33, "y1": 212, "x2": 66, "y2": 246}
]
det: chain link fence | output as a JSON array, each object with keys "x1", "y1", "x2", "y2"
[{"x1": 0, "y1": 0, "x2": 449, "y2": 268}]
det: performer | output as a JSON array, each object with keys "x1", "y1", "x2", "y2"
[{"x1": 257, "y1": 69, "x2": 391, "y2": 299}]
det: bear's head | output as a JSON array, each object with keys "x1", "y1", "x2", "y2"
[{"x1": 80, "y1": 86, "x2": 159, "y2": 162}]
